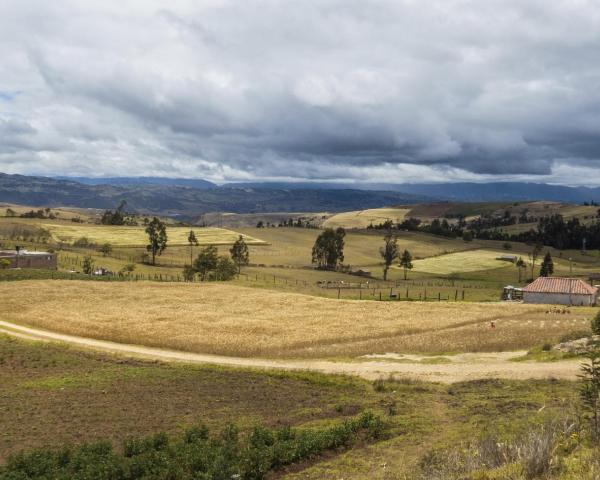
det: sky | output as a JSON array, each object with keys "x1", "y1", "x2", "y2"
[{"x1": 1, "y1": 0, "x2": 600, "y2": 186}]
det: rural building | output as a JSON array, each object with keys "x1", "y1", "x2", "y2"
[
  {"x1": 522, "y1": 277, "x2": 598, "y2": 306},
  {"x1": 0, "y1": 250, "x2": 57, "y2": 270}
]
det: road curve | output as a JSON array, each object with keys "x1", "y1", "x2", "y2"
[{"x1": 0, "y1": 319, "x2": 582, "y2": 383}]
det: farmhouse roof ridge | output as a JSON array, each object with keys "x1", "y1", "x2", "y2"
[{"x1": 522, "y1": 277, "x2": 598, "y2": 296}]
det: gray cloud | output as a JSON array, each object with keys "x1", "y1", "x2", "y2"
[{"x1": 1, "y1": 0, "x2": 600, "y2": 185}]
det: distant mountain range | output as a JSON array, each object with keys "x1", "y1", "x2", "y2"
[
  {"x1": 0, "y1": 173, "x2": 426, "y2": 219},
  {"x1": 56, "y1": 176, "x2": 216, "y2": 189},
  {"x1": 226, "y1": 181, "x2": 600, "y2": 203},
  {"x1": 2, "y1": 173, "x2": 600, "y2": 219}
]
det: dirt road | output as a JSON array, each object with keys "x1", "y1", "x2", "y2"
[{"x1": 0, "y1": 319, "x2": 582, "y2": 383}]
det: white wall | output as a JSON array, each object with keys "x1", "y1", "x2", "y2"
[{"x1": 523, "y1": 292, "x2": 596, "y2": 306}]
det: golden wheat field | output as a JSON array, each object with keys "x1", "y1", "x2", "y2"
[{"x1": 1, "y1": 281, "x2": 593, "y2": 358}]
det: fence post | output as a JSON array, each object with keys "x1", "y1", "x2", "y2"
[{"x1": 337, "y1": 288, "x2": 340, "y2": 299}]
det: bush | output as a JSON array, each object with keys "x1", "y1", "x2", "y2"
[
  {"x1": 73, "y1": 236, "x2": 95, "y2": 248},
  {"x1": 592, "y1": 312, "x2": 600, "y2": 336}
]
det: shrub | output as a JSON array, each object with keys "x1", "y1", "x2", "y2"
[
  {"x1": 0, "y1": 259, "x2": 11, "y2": 269},
  {"x1": 592, "y1": 312, "x2": 600, "y2": 336}
]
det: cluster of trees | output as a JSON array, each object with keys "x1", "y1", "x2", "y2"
[
  {"x1": 101, "y1": 201, "x2": 138, "y2": 226},
  {"x1": 11, "y1": 208, "x2": 57, "y2": 219},
  {"x1": 311, "y1": 228, "x2": 346, "y2": 270},
  {"x1": 256, "y1": 218, "x2": 318, "y2": 229},
  {"x1": 379, "y1": 232, "x2": 413, "y2": 280},
  {"x1": 310, "y1": 227, "x2": 414, "y2": 281},
  {"x1": 183, "y1": 235, "x2": 249, "y2": 282}
]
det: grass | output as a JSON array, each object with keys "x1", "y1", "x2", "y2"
[
  {"x1": 0, "y1": 334, "x2": 591, "y2": 479},
  {"x1": 0, "y1": 280, "x2": 594, "y2": 358}
]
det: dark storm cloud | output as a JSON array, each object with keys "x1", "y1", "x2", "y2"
[{"x1": 1, "y1": 0, "x2": 600, "y2": 184}]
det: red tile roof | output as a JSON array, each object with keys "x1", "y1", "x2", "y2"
[{"x1": 523, "y1": 277, "x2": 598, "y2": 296}]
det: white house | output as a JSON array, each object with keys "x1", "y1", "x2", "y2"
[{"x1": 522, "y1": 277, "x2": 598, "y2": 306}]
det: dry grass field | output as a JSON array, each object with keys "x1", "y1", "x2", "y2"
[
  {"x1": 323, "y1": 208, "x2": 411, "y2": 229},
  {"x1": 1, "y1": 281, "x2": 593, "y2": 358},
  {"x1": 4, "y1": 220, "x2": 266, "y2": 247}
]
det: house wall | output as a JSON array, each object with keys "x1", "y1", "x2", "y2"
[
  {"x1": 0, "y1": 254, "x2": 57, "y2": 270},
  {"x1": 523, "y1": 291, "x2": 596, "y2": 306}
]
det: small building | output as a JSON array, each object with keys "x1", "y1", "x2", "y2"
[
  {"x1": 501, "y1": 285, "x2": 523, "y2": 301},
  {"x1": 522, "y1": 277, "x2": 598, "y2": 306},
  {"x1": 0, "y1": 250, "x2": 57, "y2": 270}
]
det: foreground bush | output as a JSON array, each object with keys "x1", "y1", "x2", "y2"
[{"x1": 0, "y1": 411, "x2": 385, "y2": 480}]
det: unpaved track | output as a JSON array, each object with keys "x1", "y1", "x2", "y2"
[{"x1": 0, "y1": 320, "x2": 582, "y2": 383}]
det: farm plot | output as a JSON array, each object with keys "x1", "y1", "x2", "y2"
[
  {"x1": 32, "y1": 222, "x2": 265, "y2": 247},
  {"x1": 323, "y1": 208, "x2": 411, "y2": 229},
  {"x1": 0, "y1": 281, "x2": 591, "y2": 358},
  {"x1": 410, "y1": 249, "x2": 513, "y2": 275}
]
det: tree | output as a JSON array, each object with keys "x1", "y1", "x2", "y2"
[
  {"x1": 379, "y1": 231, "x2": 398, "y2": 281},
  {"x1": 580, "y1": 348, "x2": 600, "y2": 441},
  {"x1": 99, "y1": 242, "x2": 113, "y2": 257},
  {"x1": 230, "y1": 235, "x2": 249, "y2": 273},
  {"x1": 256, "y1": 221, "x2": 264, "y2": 228},
  {"x1": 399, "y1": 249, "x2": 413, "y2": 280},
  {"x1": 193, "y1": 245, "x2": 218, "y2": 281},
  {"x1": 145, "y1": 217, "x2": 168, "y2": 265},
  {"x1": 5, "y1": 208, "x2": 16, "y2": 217},
  {"x1": 82, "y1": 255, "x2": 94, "y2": 275},
  {"x1": 539, "y1": 252, "x2": 554, "y2": 277},
  {"x1": 214, "y1": 256, "x2": 237, "y2": 281},
  {"x1": 529, "y1": 242, "x2": 543, "y2": 279},
  {"x1": 188, "y1": 230, "x2": 199, "y2": 265},
  {"x1": 311, "y1": 228, "x2": 345, "y2": 270},
  {"x1": 516, "y1": 257, "x2": 526, "y2": 283}
]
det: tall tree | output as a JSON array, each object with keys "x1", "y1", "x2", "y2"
[
  {"x1": 311, "y1": 227, "x2": 346, "y2": 270},
  {"x1": 399, "y1": 249, "x2": 413, "y2": 280},
  {"x1": 193, "y1": 245, "x2": 218, "y2": 281},
  {"x1": 539, "y1": 252, "x2": 554, "y2": 277},
  {"x1": 187, "y1": 230, "x2": 199, "y2": 265},
  {"x1": 379, "y1": 230, "x2": 398, "y2": 281},
  {"x1": 529, "y1": 242, "x2": 543, "y2": 279},
  {"x1": 145, "y1": 217, "x2": 168, "y2": 265},
  {"x1": 516, "y1": 257, "x2": 526, "y2": 283},
  {"x1": 229, "y1": 235, "x2": 249, "y2": 273}
]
